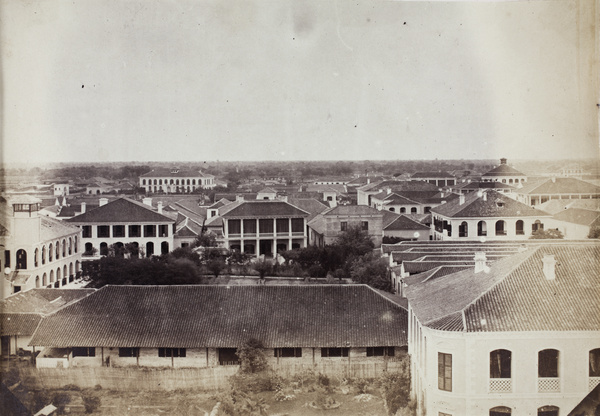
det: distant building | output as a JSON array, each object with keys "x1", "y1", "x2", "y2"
[
  {"x1": 410, "y1": 171, "x2": 456, "y2": 187},
  {"x1": 30, "y1": 285, "x2": 408, "y2": 370},
  {"x1": 53, "y1": 184, "x2": 70, "y2": 197},
  {"x1": 66, "y1": 197, "x2": 175, "y2": 258},
  {"x1": 0, "y1": 195, "x2": 83, "y2": 299},
  {"x1": 481, "y1": 158, "x2": 527, "y2": 184},
  {"x1": 431, "y1": 190, "x2": 552, "y2": 240},
  {"x1": 308, "y1": 205, "x2": 384, "y2": 247},
  {"x1": 406, "y1": 243, "x2": 600, "y2": 416},
  {"x1": 516, "y1": 177, "x2": 600, "y2": 207},
  {"x1": 139, "y1": 168, "x2": 215, "y2": 194}
]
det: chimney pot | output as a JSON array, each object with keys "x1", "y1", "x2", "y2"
[
  {"x1": 459, "y1": 194, "x2": 465, "y2": 205},
  {"x1": 542, "y1": 254, "x2": 556, "y2": 280},
  {"x1": 157, "y1": 201, "x2": 163, "y2": 214},
  {"x1": 80, "y1": 202, "x2": 86, "y2": 214},
  {"x1": 99, "y1": 198, "x2": 109, "y2": 207},
  {"x1": 474, "y1": 251, "x2": 488, "y2": 273},
  {"x1": 143, "y1": 197, "x2": 152, "y2": 206}
]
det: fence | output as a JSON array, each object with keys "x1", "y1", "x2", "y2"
[{"x1": 18, "y1": 361, "x2": 405, "y2": 391}]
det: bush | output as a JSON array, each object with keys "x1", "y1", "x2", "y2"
[
  {"x1": 62, "y1": 384, "x2": 81, "y2": 391},
  {"x1": 237, "y1": 338, "x2": 268, "y2": 374},
  {"x1": 378, "y1": 359, "x2": 411, "y2": 415},
  {"x1": 52, "y1": 392, "x2": 71, "y2": 414},
  {"x1": 230, "y1": 371, "x2": 277, "y2": 393},
  {"x1": 82, "y1": 393, "x2": 101, "y2": 413},
  {"x1": 353, "y1": 377, "x2": 370, "y2": 394}
]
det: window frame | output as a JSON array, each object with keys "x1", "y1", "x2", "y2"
[
  {"x1": 158, "y1": 347, "x2": 186, "y2": 358},
  {"x1": 438, "y1": 352, "x2": 452, "y2": 392},
  {"x1": 321, "y1": 347, "x2": 349, "y2": 358}
]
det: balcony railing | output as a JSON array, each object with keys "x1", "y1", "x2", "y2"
[
  {"x1": 590, "y1": 377, "x2": 600, "y2": 392},
  {"x1": 538, "y1": 377, "x2": 560, "y2": 393},
  {"x1": 489, "y1": 378, "x2": 512, "y2": 393}
]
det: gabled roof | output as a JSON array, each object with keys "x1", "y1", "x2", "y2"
[
  {"x1": 431, "y1": 190, "x2": 548, "y2": 218},
  {"x1": 482, "y1": 164, "x2": 526, "y2": 177},
  {"x1": 257, "y1": 187, "x2": 277, "y2": 194},
  {"x1": 407, "y1": 244, "x2": 600, "y2": 332},
  {"x1": 30, "y1": 285, "x2": 407, "y2": 348},
  {"x1": 1, "y1": 289, "x2": 95, "y2": 336},
  {"x1": 384, "y1": 215, "x2": 431, "y2": 231},
  {"x1": 287, "y1": 198, "x2": 329, "y2": 222},
  {"x1": 220, "y1": 201, "x2": 310, "y2": 218},
  {"x1": 66, "y1": 198, "x2": 174, "y2": 224},
  {"x1": 552, "y1": 208, "x2": 600, "y2": 227},
  {"x1": 40, "y1": 216, "x2": 81, "y2": 239},
  {"x1": 320, "y1": 205, "x2": 382, "y2": 217},
  {"x1": 517, "y1": 177, "x2": 600, "y2": 195},
  {"x1": 537, "y1": 198, "x2": 600, "y2": 215}
]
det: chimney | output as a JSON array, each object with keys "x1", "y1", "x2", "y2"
[
  {"x1": 236, "y1": 195, "x2": 245, "y2": 202},
  {"x1": 477, "y1": 190, "x2": 483, "y2": 198},
  {"x1": 483, "y1": 191, "x2": 487, "y2": 201},
  {"x1": 157, "y1": 201, "x2": 163, "y2": 214},
  {"x1": 367, "y1": 178, "x2": 370, "y2": 184},
  {"x1": 459, "y1": 194, "x2": 465, "y2": 205},
  {"x1": 80, "y1": 202, "x2": 86, "y2": 214},
  {"x1": 551, "y1": 177, "x2": 556, "y2": 183},
  {"x1": 99, "y1": 198, "x2": 109, "y2": 207},
  {"x1": 143, "y1": 197, "x2": 152, "y2": 206},
  {"x1": 387, "y1": 188, "x2": 391, "y2": 195},
  {"x1": 500, "y1": 158, "x2": 507, "y2": 165},
  {"x1": 542, "y1": 254, "x2": 556, "y2": 280},
  {"x1": 474, "y1": 252, "x2": 488, "y2": 273}
]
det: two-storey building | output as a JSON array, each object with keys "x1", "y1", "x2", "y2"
[
  {"x1": 406, "y1": 243, "x2": 600, "y2": 416},
  {"x1": 66, "y1": 197, "x2": 175, "y2": 258},
  {"x1": 139, "y1": 168, "x2": 215, "y2": 194},
  {"x1": 308, "y1": 205, "x2": 384, "y2": 247},
  {"x1": 1, "y1": 196, "x2": 83, "y2": 299}
]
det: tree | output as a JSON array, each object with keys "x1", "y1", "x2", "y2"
[
  {"x1": 588, "y1": 226, "x2": 600, "y2": 239},
  {"x1": 253, "y1": 260, "x2": 272, "y2": 280},
  {"x1": 195, "y1": 233, "x2": 217, "y2": 248},
  {"x1": 237, "y1": 338, "x2": 268, "y2": 374},
  {"x1": 529, "y1": 229, "x2": 564, "y2": 239},
  {"x1": 350, "y1": 253, "x2": 393, "y2": 292},
  {"x1": 332, "y1": 225, "x2": 375, "y2": 261},
  {"x1": 207, "y1": 258, "x2": 226, "y2": 278}
]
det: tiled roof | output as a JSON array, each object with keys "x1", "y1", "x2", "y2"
[
  {"x1": 483, "y1": 164, "x2": 526, "y2": 177},
  {"x1": 287, "y1": 199, "x2": 329, "y2": 222},
  {"x1": 66, "y1": 198, "x2": 174, "y2": 224},
  {"x1": 407, "y1": 244, "x2": 600, "y2": 332},
  {"x1": 381, "y1": 210, "x2": 401, "y2": 228},
  {"x1": 431, "y1": 190, "x2": 549, "y2": 218},
  {"x1": 411, "y1": 171, "x2": 455, "y2": 179},
  {"x1": 552, "y1": 208, "x2": 600, "y2": 227},
  {"x1": 455, "y1": 181, "x2": 515, "y2": 190},
  {"x1": 384, "y1": 215, "x2": 431, "y2": 231},
  {"x1": 257, "y1": 187, "x2": 277, "y2": 194},
  {"x1": 30, "y1": 285, "x2": 408, "y2": 348},
  {"x1": 321, "y1": 205, "x2": 382, "y2": 217},
  {"x1": 40, "y1": 216, "x2": 80, "y2": 240},
  {"x1": 537, "y1": 199, "x2": 600, "y2": 215},
  {"x1": 140, "y1": 168, "x2": 213, "y2": 178},
  {"x1": 1, "y1": 289, "x2": 95, "y2": 336},
  {"x1": 304, "y1": 184, "x2": 347, "y2": 194},
  {"x1": 220, "y1": 201, "x2": 310, "y2": 218},
  {"x1": 358, "y1": 180, "x2": 439, "y2": 193},
  {"x1": 518, "y1": 177, "x2": 600, "y2": 195}
]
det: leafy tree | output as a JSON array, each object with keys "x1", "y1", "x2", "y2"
[
  {"x1": 195, "y1": 233, "x2": 217, "y2": 248},
  {"x1": 237, "y1": 338, "x2": 268, "y2": 374},
  {"x1": 588, "y1": 226, "x2": 600, "y2": 239},
  {"x1": 350, "y1": 253, "x2": 393, "y2": 292},
  {"x1": 529, "y1": 229, "x2": 564, "y2": 239},
  {"x1": 378, "y1": 357, "x2": 413, "y2": 415},
  {"x1": 253, "y1": 260, "x2": 272, "y2": 279},
  {"x1": 52, "y1": 392, "x2": 71, "y2": 414},
  {"x1": 206, "y1": 258, "x2": 226, "y2": 278},
  {"x1": 333, "y1": 225, "x2": 375, "y2": 260},
  {"x1": 169, "y1": 246, "x2": 201, "y2": 265}
]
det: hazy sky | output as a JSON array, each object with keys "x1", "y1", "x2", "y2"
[{"x1": 2, "y1": 0, "x2": 598, "y2": 164}]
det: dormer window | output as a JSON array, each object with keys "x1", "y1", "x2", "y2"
[{"x1": 496, "y1": 200, "x2": 504, "y2": 208}]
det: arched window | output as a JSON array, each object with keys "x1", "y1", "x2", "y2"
[
  {"x1": 187, "y1": 179, "x2": 190, "y2": 185},
  {"x1": 389, "y1": 207, "x2": 395, "y2": 212},
  {"x1": 490, "y1": 406, "x2": 511, "y2": 416},
  {"x1": 509, "y1": 179, "x2": 513, "y2": 184},
  {"x1": 85, "y1": 242, "x2": 93, "y2": 254},
  {"x1": 589, "y1": 348, "x2": 600, "y2": 377},
  {"x1": 459, "y1": 222, "x2": 468, "y2": 238},
  {"x1": 34, "y1": 248, "x2": 39, "y2": 267},
  {"x1": 50, "y1": 270, "x2": 54, "y2": 283},
  {"x1": 100, "y1": 242, "x2": 108, "y2": 256},
  {"x1": 490, "y1": 349, "x2": 511, "y2": 378},
  {"x1": 63, "y1": 265, "x2": 67, "y2": 280},
  {"x1": 146, "y1": 242, "x2": 154, "y2": 257},
  {"x1": 515, "y1": 220, "x2": 524, "y2": 235},
  {"x1": 16, "y1": 249, "x2": 27, "y2": 270},
  {"x1": 142, "y1": 179, "x2": 146, "y2": 185},
  {"x1": 539, "y1": 349, "x2": 559, "y2": 378},
  {"x1": 502, "y1": 179, "x2": 506, "y2": 183},
  {"x1": 75, "y1": 260, "x2": 80, "y2": 274},
  {"x1": 35, "y1": 276, "x2": 40, "y2": 288},
  {"x1": 176, "y1": 179, "x2": 180, "y2": 185},
  {"x1": 153, "y1": 179, "x2": 157, "y2": 185},
  {"x1": 42, "y1": 246, "x2": 47, "y2": 264},
  {"x1": 192, "y1": 179, "x2": 196, "y2": 185},
  {"x1": 69, "y1": 263, "x2": 74, "y2": 277},
  {"x1": 495, "y1": 220, "x2": 506, "y2": 236},
  {"x1": 74, "y1": 236, "x2": 78, "y2": 253},
  {"x1": 159, "y1": 179, "x2": 162, "y2": 185},
  {"x1": 400, "y1": 207, "x2": 406, "y2": 213},
  {"x1": 68, "y1": 238, "x2": 72, "y2": 255},
  {"x1": 532, "y1": 220, "x2": 544, "y2": 233},
  {"x1": 62, "y1": 239, "x2": 66, "y2": 257},
  {"x1": 49, "y1": 243, "x2": 53, "y2": 261},
  {"x1": 42, "y1": 273, "x2": 47, "y2": 286},
  {"x1": 477, "y1": 221, "x2": 487, "y2": 236},
  {"x1": 411, "y1": 207, "x2": 418, "y2": 214},
  {"x1": 55, "y1": 241, "x2": 60, "y2": 259},
  {"x1": 57, "y1": 267, "x2": 61, "y2": 281},
  {"x1": 161, "y1": 241, "x2": 169, "y2": 255},
  {"x1": 537, "y1": 406, "x2": 559, "y2": 416}
]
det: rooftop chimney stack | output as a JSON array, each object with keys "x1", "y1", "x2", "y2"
[
  {"x1": 236, "y1": 195, "x2": 245, "y2": 202},
  {"x1": 157, "y1": 201, "x2": 163, "y2": 214},
  {"x1": 99, "y1": 198, "x2": 109, "y2": 207},
  {"x1": 80, "y1": 202, "x2": 86, "y2": 214},
  {"x1": 459, "y1": 194, "x2": 465, "y2": 205},
  {"x1": 483, "y1": 191, "x2": 487, "y2": 201},
  {"x1": 474, "y1": 251, "x2": 488, "y2": 273},
  {"x1": 500, "y1": 158, "x2": 507, "y2": 165},
  {"x1": 542, "y1": 254, "x2": 557, "y2": 280},
  {"x1": 143, "y1": 197, "x2": 152, "y2": 207}
]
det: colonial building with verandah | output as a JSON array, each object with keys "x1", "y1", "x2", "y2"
[
  {"x1": 430, "y1": 190, "x2": 552, "y2": 241},
  {"x1": 30, "y1": 285, "x2": 407, "y2": 370},
  {"x1": 139, "y1": 168, "x2": 215, "y2": 194},
  {"x1": 65, "y1": 197, "x2": 175, "y2": 258},
  {"x1": 406, "y1": 243, "x2": 600, "y2": 416},
  {"x1": 515, "y1": 177, "x2": 600, "y2": 207},
  {"x1": 0, "y1": 195, "x2": 83, "y2": 299}
]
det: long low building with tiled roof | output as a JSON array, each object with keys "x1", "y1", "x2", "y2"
[
  {"x1": 406, "y1": 242, "x2": 600, "y2": 416},
  {"x1": 139, "y1": 167, "x2": 215, "y2": 194},
  {"x1": 30, "y1": 285, "x2": 407, "y2": 369}
]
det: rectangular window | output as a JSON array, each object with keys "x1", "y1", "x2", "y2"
[
  {"x1": 361, "y1": 221, "x2": 369, "y2": 231},
  {"x1": 158, "y1": 348, "x2": 186, "y2": 358},
  {"x1": 340, "y1": 222, "x2": 348, "y2": 231},
  {"x1": 159, "y1": 224, "x2": 169, "y2": 237},
  {"x1": 119, "y1": 347, "x2": 139, "y2": 357},
  {"x1": 367, "y1": 347, "x2": 395, "y2": 357},
  {"x1": 276, "y1": 218, "x2": 289, "y2": 234},
  {"x1": 438, "y1": 352, "x2": 452, "y2": 391},
  {"x1": 72, "y1": 347, "x2": 95, "y2": 357},
  {"x1": 144, "y1": 225, "x2": 156, "y2": 237},
  {"x1": 82, "y1": 225, "x2": 92, "y2": 238},
  {"x1": 538, "y1": 349, "x2": 559, "y2": 378},
  {"x1": 274, "y1": 348, "x2": 302, "y2": 358},
  {"x1": 259, "y1": 219, "x2": 273, "y2": 234},
  {"x1": 321, "y1": 348, "x2": 349, "y2": 358},
  {"x1": 228, "y1": 219, "x2": 241, "y2": 234},
  {"x1": 113, "y1": 225, "x2": 125, "y2": 238},
  {"x1": 291, "y1": 218, "x2": 304, "y2": 233},
  {"x1": 97, "y1": 225, "x2": 110, "y2": 238},
  {"x1": 4, "y1": 250, "x2": 10, "y2": 268},
  {"x1": 128, "y1": 225, "x2": 141, "y2": 237},
  {"x1": 243, "y1": 219, "x2": 256, "y2": 234}
]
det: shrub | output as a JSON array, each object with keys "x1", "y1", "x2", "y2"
[
  {"x1": 230, "y1": 371, "x2": 277, "y2": 393},
  {"x1": 62, "y1": 384, "x2": 81, "y2": 391},
  {"x1": 237, "y1": 338, "x2": 268, "y2": 374},
  {"x1": 378, "y1": 359, "x2": 411, "y2": 415},
  {"x1": 82, "y1": 393, "x2": 101, "y2": 413},
  {"x1": 317, "y1": 373, "x2": 330, "y2": 387},
  {"x1": 52, "y1": 392, "x2": 71, "y2": 414},
  {"x1": 353, "y1": 377, "x2": 370, "y2": 394}
]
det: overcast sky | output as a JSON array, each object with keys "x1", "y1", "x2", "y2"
[{"x1": 2, "y1": 0, "x2": 598, "y2": 165}]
